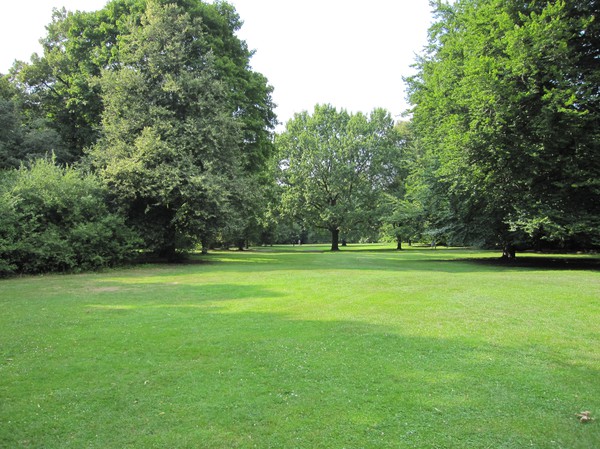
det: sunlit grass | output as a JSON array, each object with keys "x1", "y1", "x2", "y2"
[{"x1": 1, "y1": 245, "x2": 598, "y2": 448}]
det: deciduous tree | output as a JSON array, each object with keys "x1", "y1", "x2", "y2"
[
  {"x1": 13, "y1": 0, "x2": 276, "y2": 169},
  {"x1": 88, "y1": 0, "x2": 242, "y2": 259},
  {"x1": 276, "y1": 105, "x2": 400, "y2": 250},
  {"x1": 406, "y1": 0, "x2": 600, "y2": 254}
]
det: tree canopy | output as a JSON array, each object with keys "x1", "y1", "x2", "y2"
[
  {"x1": 12, "y1": 0, "x2": 276, "y2": 169},
  {"x1": 2, "y1": 0, "x2": 599, "y2": 274},
  {"x1": 406, "y1": 0, "x2": 600, "y2": 253},
  {"x1": 88, "y1": 0, "x2": 246, "y2": 258},
  {"x1": 1, "y1": 0, "x2": 278, "y2": 270},
  {"x1": 276, "y1": 105, "x2": 401, "y2": 250}
]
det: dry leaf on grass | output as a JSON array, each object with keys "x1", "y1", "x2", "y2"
[{"x1": 576, "y1": 411, "x2": 594, "y2": 423}]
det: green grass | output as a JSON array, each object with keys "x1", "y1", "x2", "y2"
[{"x1": 1, "y1": 244, "x2": 599, "y2": 448}]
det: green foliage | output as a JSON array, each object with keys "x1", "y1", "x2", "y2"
[
  {"x1": 189, "y1": 0, "x2": 277, "y2": 171},
  {"x1": 379, "y1": 195, "x2": 424, "y2": 248},
  {"x1": 88, "y1": 0, "x2": 244, "y2": 258},
  {"x1": 406, "y1": 0, "x2": 600, "y2": 250},
  {"x1": 276, "y1": 105, "x2": 402, "y2": 250},
  {"x1": 0, "y1": 159, "x2": 139, "y2": 275},
  {"x1": 12, "y1": 0, "x2": 275, "y2": 167},
  {"x1": 377, "y1": 120, "x2": 424, "y2": 248},
  {"x1": 0, "y1": 74, "x2": 69, "y2": 168},
  {"x1": 4, "y1": 0, "x2": 277, "y2": 256}
]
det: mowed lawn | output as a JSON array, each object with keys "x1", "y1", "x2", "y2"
[{"x1": 1, "y1": 245, "x2": 598, "y2": 448}]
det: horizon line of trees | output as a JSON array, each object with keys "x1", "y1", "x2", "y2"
[{"x1": 1, "y1": 0, "x2": 598, "y2": 274}]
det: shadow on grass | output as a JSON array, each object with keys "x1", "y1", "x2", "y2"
[
  {"x1": 122, "y1": 247, "x2": 600, "y2": 276},
  {"x1": 203, "y1": 253, "x2": 600, "y2": 274},
  {"x1": 459, "y1": 256, "x2": 600, "y2": 272}
]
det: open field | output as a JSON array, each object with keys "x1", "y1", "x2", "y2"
[{"x1": 1, "y1": 245, "x2": 598, "y2": 448}]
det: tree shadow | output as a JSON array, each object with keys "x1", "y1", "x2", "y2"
[
  {"x1": 459, "y1": 256, "x2": 600, "y2": 272},
  {"x1": 119, "y1": 248, "x2": 600, "y2": 275}
]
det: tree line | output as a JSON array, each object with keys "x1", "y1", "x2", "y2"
[{"x1": 1, "y1": 0, "x2": 598, "y2": 274}]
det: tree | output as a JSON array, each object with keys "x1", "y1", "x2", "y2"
[
  {"x1": 276, "y1": 105, "x2": 401, "y2": 251},
  {"x1": 377, "y1": 120, "x2": 422, "y2": 249},
  {"x1": 88, "y1": 0, "x2": 243, "y2": 259},
  {"x1": 406, "y1": 0, "x2": 600, "y2": 254},
  {"x1": 380, "y1": 196, "x2": 424, "y2": 250},
  {"x1": 0, "y1": 76, "x2": 22, "y2": 169},
  {"x1": 13, "y1": 0, "x2": 276, "y2": 168},
  {"x1": 11, "y1": 0, "x2": 277, "y2": 251}
]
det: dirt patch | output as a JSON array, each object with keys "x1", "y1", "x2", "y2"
[{"x1": 89, "y1": 286, "x2": 122, "y2": 293}]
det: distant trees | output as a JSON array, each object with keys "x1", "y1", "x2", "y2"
[
  {"x1": 377, "y1": 121, "x2": 421, "y2": 249},
  {"x1": 0, "y1": 75, "x2": 68, "y2": 168},
  {"x1": 406, "y1": 0, "x2": 600, "y2": 254},
  {"x1": 276, "y1": 105, "x2": 402, "y2": 250}
]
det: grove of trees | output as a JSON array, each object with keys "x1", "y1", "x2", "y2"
[
  {"x1": 1, "y1": 0, "x2": 276, "y2": 273},
  {"x1": 1, "y1": 0, "x2": 598, "y2": 274},
  {"x1": 406, "y1": 0, "x2": 600, "y2": 256}
]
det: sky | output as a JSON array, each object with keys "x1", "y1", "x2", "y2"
[{"x1": 0, "y1": 0, "x2": 435, "y2": 127}]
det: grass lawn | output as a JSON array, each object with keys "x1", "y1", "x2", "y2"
[{"x1": 1, "y1": 244, "x2": 599, "y2": 448}]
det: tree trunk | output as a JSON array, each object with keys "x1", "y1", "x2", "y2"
[
  {"x1": 201, "y1": 237, "x2": 209, "y2": 255},
  {"x1": 501, "y1": 243, "x2": 516, "y2": 259},
  {"x1": 158, "y1": 223, "x2": 178, "y2": 261},
  {"x1": 159, "y1": 244, "x2": 177, "y2": 261},
  {"x1": 331, "y1": 228, "x2": 340, "y2": 251},
  {"x1": 396, "y1": 237, "x2": 402, "y2": 250}
]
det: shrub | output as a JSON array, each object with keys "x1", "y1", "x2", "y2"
[{"x1": 0, "y1": 158, "x2": 140, "y2": 275}]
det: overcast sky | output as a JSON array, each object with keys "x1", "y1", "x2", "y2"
[{"x1": 0, "y1": 0, "x2": 434, "y2": 127}]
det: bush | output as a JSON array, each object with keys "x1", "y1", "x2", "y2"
[{"x1": 0, "y1": 158, "x2": 140, "y2": 275}]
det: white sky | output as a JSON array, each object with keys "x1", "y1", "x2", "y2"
[{"x1": 0, "y1": 0, "x2": 434, "y2": 127}]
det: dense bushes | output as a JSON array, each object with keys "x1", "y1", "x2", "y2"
[{"x1": 0, "y1": 159, "x2": 140, "y2": 275}]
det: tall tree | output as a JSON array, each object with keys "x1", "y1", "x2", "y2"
[
  {"x1": 406, "y1": 0, "x2": 600, "y2": 254},
  {"x1": 276, "y1": 105, "x2": 400, "y2": 250},
  {"x1": 8, "y1": 0, "x2": 276, "y2": 252},
  {"x1": 377, "y1": 120, "x2": 422, "y2": 249},
  {"x1": 13, "y1": 0, "x2": 276, "y2": 168},
  {"x1": 0, "y1": 76, "x2": 23, "y2": 168},
  {"x1": 88, "y1": 0, "x2": 242, "y2": 259}
]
